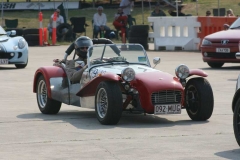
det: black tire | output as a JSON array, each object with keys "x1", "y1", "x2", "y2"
[
  {"x1": 95, "y1": 81, "x2": 123, "y2": 125},
  {"x1": 233, "y1": 98, "x2": 240, "y2": 146},
  {"x1": 128, "y1": 31, "x2": 148, "y2": 38},
  {"x1": 23, "y1": 28, "x2": 39, "y2": 35},
  {"x1": 27, "y1": 40, "x2": 39, "y2": 46},
  {"x1": 129, "y1": 25, "x2": 149, "y2": 33},
  {"x1": 185, "y1": 77, "x2": 214, "y2": 121},
  {"x1": 128, "y1": 37, "x2": 148, "y2": 44},
  {"x1": 15, "y1": 58, "x2": 28, "y2": 69},
  {"x1": 36, "y1": 75, "x2": 62, "y2": 114},
  {"x1": 24, "y1": 34, "x2": 39, "y2": 41},
  {"x1": 207, "y1": 62, "x2": 224, "y2": 68},
  {"x1": 57, "y1": 23, "x2": 72, "y2": 37}
]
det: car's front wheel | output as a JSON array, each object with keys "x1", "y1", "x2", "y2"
[
  {"x1": 36, "y1": 75, "x2": 62, "y2": 114},
  {"x1": 207, "y1": 62, "x2": 224, "y2": 68},
  {"x1": 233, "y1": 98, "x2": 240, "y2": 146},
  {"x1": 95, "y1": 81, "x2": 123, "y2": 125},
  {"x1": 185, "y1": 77, "x2": 214, "y2": 121},
  {"x1": 15, "y1": 59, "x2": 28, "y2": 69}
]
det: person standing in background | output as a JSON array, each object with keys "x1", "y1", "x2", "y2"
[
  {"x1": 151, "y1": 3, "x2": 166, "y2": 17},
  {"x1": 226, "y1": 9, "x2": 235, "y2": 17},
  {"x1": 113, "y1": 8, "x2": 128, "y2": 40},
  {"x1": 206, "y1": 10, "x2": 211, "y2": 16},
  {"x1": 150, "y1": 3, "x2": 166, "y2": 30},
  {"x1": 120, "y1": 0, "x2": 134, "y2": 16}
]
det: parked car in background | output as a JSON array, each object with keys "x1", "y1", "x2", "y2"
[
  {"x1": 0, "y1": 26, "x2": 28, "y2": 68},
  {"x1": 201, "y1": 17, "x2": 240, "y2": 68},
  {"x1": 33, "y1": 39, "x2": 214, "y2": 125}
]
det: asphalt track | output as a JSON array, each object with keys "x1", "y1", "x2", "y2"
[{"x1": 0, "y1": 45, "x2": 240, "y2": 160}]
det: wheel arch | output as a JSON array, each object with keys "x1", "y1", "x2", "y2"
[
  {"x1": 33, "y1": 66, "x2": 67, "y2": 99},
  {"x1": 188, "y1": 69, "x2": 208, "y2": 78},
  {"x1": 77, "y1": 73, "x2": 121, "y2": 97}
]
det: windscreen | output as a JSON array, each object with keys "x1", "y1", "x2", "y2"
[
  {"x1": 230, "y1": 17, "x2": 240, "y2": 29},
  {"x1": 87, "y1": 44, "x2": 150, "y2": 67}
]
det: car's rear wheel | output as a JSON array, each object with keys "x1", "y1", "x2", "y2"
[
  {"x1": 185, "y1": 77, "x2": 214, "y2": 121},
  {"x1": 95, "y1": 81, "x2": 123, "y2": 125},
  {"x1": 207, "y1": 62, "x2": 224, "y2": 68},
  {"x1": 233, "y1": 98, "x2": 240, "y2": 146},
  {"x1": 15, "y1": 59, "x2": 28, "y2": 69},
  {"x1": 36, "y1": 75, "x2": 61, "y2": 114}
]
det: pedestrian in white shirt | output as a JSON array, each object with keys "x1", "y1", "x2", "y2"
[
  {"x1": 48, "y1": 9, "x2": 64, "y2": 34},
  {"x1": 120, "y1": 0, "x2": 134, "y2": 16},
  {"x1": 93, "y1": 6, "x2": 110, "y2": 38},
  {"x1": 47, "y1": 9, "x2": 68, "y2": 40}
]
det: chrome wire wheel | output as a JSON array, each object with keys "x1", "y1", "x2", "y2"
[
  {"x1": 186, "y1": 85, "x2": 199, "y2": 115},
  {"x1": 37, "y1": 80, "x2": 47, "y2": 109},
  {"x1": 96, "y1": 88, "x2": 108, "y2": 119}
]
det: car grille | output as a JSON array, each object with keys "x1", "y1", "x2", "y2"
[
  {"x1": 0, "y1": 52, "x2": 11, "y2": 59},
  {"x1": 151, "y1": 90, "x2": 182, "y2": 105},
  {"x1": 206, "y1": 52, "x2": 236, "y2": 58},
  {"x1": 0, "y1": 52, "x2": 16, "y2": 59}
]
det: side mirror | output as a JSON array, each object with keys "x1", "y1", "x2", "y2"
[
  {"x1": 7, "y1": 30, "x2": 16, "y2": 36},
  {"x1": 11, "y1": 30, "x2": 16, "y2": 36},
  {"x1": 153, "y1": 57, "x2": 160, "y2": 68},
  {"x1": 153, "y1": 57, "x2": 160, "y2": 65}
]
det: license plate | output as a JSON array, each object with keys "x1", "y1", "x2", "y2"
[
  {"x1": 154, "y1": 104, "x2": 181, "y2": 114},
  {"x1": 216, "y1": 48, "x2": 230, "y2": 53},
  {"x1": 0, "y1": 59, "x2": 8, "y2": 64}
]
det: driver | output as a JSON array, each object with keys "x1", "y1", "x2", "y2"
[{"x1": 63, "y1": 36, "x2": 93, "y2": 84}]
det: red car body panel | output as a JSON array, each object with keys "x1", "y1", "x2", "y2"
[
  {"x1": 201, "y1": 30, "x2": 240, "y2": 63},
  {"x1": 33, "y1": 66, "x2": 67, "y2": 98},
  {"x1": 189, "y1": 69, "x2": 208, "y2": 77},
  {"x1": 130, "y1": 71, "x2": 184, "y2": 113},
  {"x1": 76, "y1": 73, "x2": 121, "y2": 97}
]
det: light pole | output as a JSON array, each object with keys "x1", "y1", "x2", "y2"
[
  {"x1": 1, "y1": 0, "x2": 3, "y2": 27},
  {"x1": 196, "y1": 0, "x2": 198, "y2": 16}
]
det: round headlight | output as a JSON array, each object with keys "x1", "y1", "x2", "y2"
[
  {"x1": 175, "y1": 64, "x2": 190, "y2": 79},
  {"x1": 18, "y1": 38, "x2": 26, "y2": 49},
  {"x1": 121, "y1": 67, "x2": 135, "y2": 82}
]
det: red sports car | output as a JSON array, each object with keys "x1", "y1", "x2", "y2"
[
  {"x1": 33, "y1": 39, "x2": 214, "y2": 125},
  {"x1": 201, "y1": 17, "x2": 240, "y2": 68}
]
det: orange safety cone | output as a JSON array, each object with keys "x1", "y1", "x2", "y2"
[
  {"x1": 43, "y1": 27, "x2": 49, "y2": 45},
  {"x1": 52, "y1": 11, "x2": 57, "y2": 45},
  {"x1": 38, "y1": 12, "x2": 43, "y2": 46}
]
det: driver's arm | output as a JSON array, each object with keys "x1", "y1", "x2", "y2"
[
  {"x1": 70, "y1": 65, "x2": 88, "y2": 84},
  {"x1": 64, "y1": 43, "x2": 75, "y2": 61}
]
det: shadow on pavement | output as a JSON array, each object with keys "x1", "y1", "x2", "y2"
[
  {"x1": 215, "y1": 149, "x2": 240, "y2": 160},
  {"x1": 0, "y1": 66, "x2": 18, "y2": 70},
  {"x1": 17, "y1": 110, "x2": 209, "y2": 130},
  {"x1": 200, "y1": 66, "x2": 240, "y2": 71}
]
